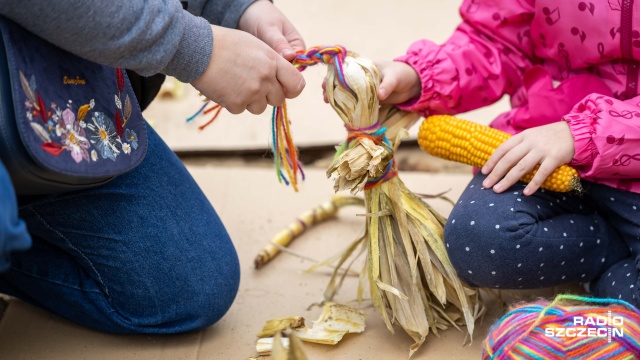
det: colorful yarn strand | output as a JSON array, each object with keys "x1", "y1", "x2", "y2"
[
  {"x1": 187, "y1": 46, "x2": 353, "y2": 192},
  {"x1": 270, "y1": 45, "x2": 351, "y2": 192},
  {"x1": 185, "y1": 100, "x2": 223, "y2": 131},
  {"x1": 291, "y1": 45, "x2": 351, "y2": 92},
  {"x1": 271, "y1": 101, "x2": 305, "y2": 191},
  {"x1": 483, "y1": 294, "x2": 640, "y2": 360},
  {"x1": 336, "y1": 122, "x2": 397, "y2": 190}
]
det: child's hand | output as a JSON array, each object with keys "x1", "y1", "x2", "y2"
[
  {"x1": 191, "y1": 25, "x2": 305, "y2": 115},
  {"x1": 481, "y1": 121, "x2": 575, "y2": 196},
  {"x1": 321, "y1": 61, "x2": 421, "y2": 104},
  {"x1": 376, "y1": 61, "x2": 421, "y2": 104},
  {"x1": 238, "y1": 0, "x2": 306, "y2": 62}
]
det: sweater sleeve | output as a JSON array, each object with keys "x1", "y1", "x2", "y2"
[
  {"x1": 563, "y1": 94, "x2": 640, "y2": 180},
  {"x1": 186, "y1": 0, "x2": 256, "y2": 28},
  {"x1": 0, "y1": 0, "x2": 242, "y2": 83},
  {"x1": 395, "y1": 0, "x2": 536, "y2": 117}
]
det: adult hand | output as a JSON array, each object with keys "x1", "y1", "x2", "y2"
[
  {"x1": 238, "y1": 0, "x2": 306, "y2": 62},
  {"x1": 481, "y1": 121, "x2": 576, "y2": 196},
  {"x1": 191, "y1": 25, "x2": 305, "y2": 115},
  {"x1": 321, "y1": 60, "x2": 421, "y2": 104}
]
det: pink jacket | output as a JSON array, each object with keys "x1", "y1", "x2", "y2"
[{"x1": 397, "y1": 0, "x2": 640, "y2": 193}]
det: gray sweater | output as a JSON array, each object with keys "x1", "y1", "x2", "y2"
[{"x1": 0, "y1": 0, "x2": 255, "y2": 83}]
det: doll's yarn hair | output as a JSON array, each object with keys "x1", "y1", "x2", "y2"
[{"x1": 483, "y1": 294, "x2": 640, "y2": 359}]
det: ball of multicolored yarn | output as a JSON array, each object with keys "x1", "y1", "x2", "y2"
[{"x1": 483, "y1": 294, "x2": 640, "y2": 360}]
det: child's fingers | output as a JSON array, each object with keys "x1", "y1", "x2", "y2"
[
  {"x1": 482, "y1": 142, "x2": 528, "y2": 190},
  {"x1": 523, "y1": 160, "x2": 556, "y2": 196},
  {"x1": 321, "y1": 78, "x2": 329, "y2": 103},
  {"x1": 378, "y1": 76, "x2": 397, "y2": 101},
  {"x1": 480, "y1": 137, "x2": 526, "y2": 189},
  {"x1": 482, "y1": 136, "x2": 519, "y2": 174},
  {"x1": 493, "y1": 152, "x2": 540, "y2": 193}
]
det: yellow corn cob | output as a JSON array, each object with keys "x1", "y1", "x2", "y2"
[
  {"x1": 254, "y1": 195, "x2": 365, "y2": 269},
  {"x1": 418, "y1": 115, "x2": 582, "y2": 193}
]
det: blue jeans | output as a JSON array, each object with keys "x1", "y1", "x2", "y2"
[
  {"x1": 0, "y1": 126, "x2": 240, "y2": 334},
  {"x1": 445, "y1": 173, "x2": 639, "y2": 306}
]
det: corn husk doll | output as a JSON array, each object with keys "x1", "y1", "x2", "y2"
[{"x1": 269, "y1": 47, "x2": 484, "y2": 357}]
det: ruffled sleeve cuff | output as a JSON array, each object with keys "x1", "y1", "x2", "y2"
[
  {"x1": 394, "y1": 39, "x2": 458, "y2": 117},
  {"x1": 563, "y1": 112, "x2": 598, "y2": 167}
]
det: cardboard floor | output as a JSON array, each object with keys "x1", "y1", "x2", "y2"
[
  {"x1": 0, "y1": 2, "x2": 584, "y2": 358},
  {"x1": 0, "y1": 167, "x2": 584, "y2": 359},
  {"x1": 143, "y1": 0, "x2": 510, "y2": 152}
]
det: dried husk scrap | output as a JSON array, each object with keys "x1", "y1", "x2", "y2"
[
  {"x1": 256, "y1": 333, "x2": 307, "y2": 360},
  {"x1": 254, "y1": 195, "x2": 365, "y2": 269},
  {"x1": 271, "y1": 333, "x2": 308, "y2": 360},
  {"x1": 321, "y1": 53, "x2": 484, "y2": 357},
  {"x1": 256, "y1": 302, "x2": 366, "y2": 358}
]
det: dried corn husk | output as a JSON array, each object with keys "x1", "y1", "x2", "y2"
[
  {"x1": 256, "y1": 302, "x2": 366, "y2": 356},
  {"x1": 320, "y1": 53, "x2": 483, "y2": 357},
  {"x1": 254, "y1": 195, "x2": 364, "y2": 268},
  {"x1": 271, "y1": 332, "x2": 308, "y2": 360},
  {"x1": 256, "y1": 317, "x2": 306, "y2": 338},
  {"x1": 256, "y1": 336, "x2": 291, "y2": 356},
  {"x1": 294, "y1": 302, "x2": 366, "y2": 344}
]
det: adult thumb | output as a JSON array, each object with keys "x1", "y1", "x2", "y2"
[
  {"x1": 276, "y1": 56, "x2": 305, "y2": 98},
  {"x1": 262, "y1": 28, "x2": 295, "y2": 58}
]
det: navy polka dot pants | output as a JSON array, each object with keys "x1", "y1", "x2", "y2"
[{"x1": 445, "y1": 173, "x2": 640, "y2": 307}]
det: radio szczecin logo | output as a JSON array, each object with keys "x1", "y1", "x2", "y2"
[{"x1": 545, "y1": 311, "x2": 624, "y2": 342}]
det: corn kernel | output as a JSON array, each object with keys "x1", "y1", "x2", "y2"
[{"x1": 418, "y1": 115, "x2": 582, "y2": 193}]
